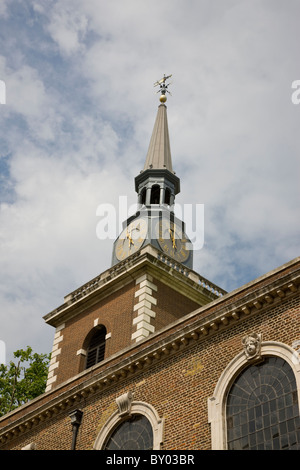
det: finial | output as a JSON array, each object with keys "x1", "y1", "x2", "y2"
[{"x1": 154, "y1": 74, "x2": 172, "y2": 103}]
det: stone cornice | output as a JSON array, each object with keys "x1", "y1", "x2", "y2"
[
  {"x1": 43, "y1": 245, "x2": 225, "y2": 327},
  {"x1": 0, "y1": 258, "x2": 299, "y2": 446}
]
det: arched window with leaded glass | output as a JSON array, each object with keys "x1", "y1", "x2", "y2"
[
  {"x1": 208, "y1": 341, "x2": 300, "y2": 450},
  {"x1": 226, "y1": 356, "x2": 300, "y2": 450},
  {"x1": 103, "y1": 414, "x2": 153, "y2": 450},
  {"x1": 93, "y1": 397, "x2": 164, "y2": 450}
]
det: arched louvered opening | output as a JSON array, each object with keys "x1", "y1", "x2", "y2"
[
  {"x1": 85, "y1": 326, "x2": 107, "y2": 370},
  {"x1": 164, "y1": 188, "x2": 171, "y2": 205},
  {"x1": 150, "y1": 185, "x2": 160, "y2": 204},
  {"x1": 141, "y1": 187, "x2": 147, "y2": 205}
]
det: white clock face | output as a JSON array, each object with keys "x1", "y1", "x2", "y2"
[
  {"x1": 155, "y1": 219, "x2": 190, "y2": 263},
  {"x1": 115, "y1": 218, "x2": 148, "y2": 261}
]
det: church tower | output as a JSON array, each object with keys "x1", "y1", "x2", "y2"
[
  {"x1": 111, "y1": 75, "x2": 193, "y2": 268},
  {"x1": 42, "y1": 76, "x2": 224, "y2": 392}
]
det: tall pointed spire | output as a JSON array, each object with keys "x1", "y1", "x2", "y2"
[{"x1": 143, "y1": 103, "x2": 173, "y2": 172}]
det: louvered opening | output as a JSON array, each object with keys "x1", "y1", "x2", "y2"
[
  {"x1": 150, "y1": 185, "x2": 160, "y2": 204},
  {"x1": 85, "y1": 327, "x2": 106, "y2": 369}
]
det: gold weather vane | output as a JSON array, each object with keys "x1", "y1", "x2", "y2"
[{"x1": 154, "y1": 74, "x2": 172, "y2": 103}]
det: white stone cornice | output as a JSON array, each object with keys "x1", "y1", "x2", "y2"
[{"x1": 43, "y1": 245, "x2": 225, "y2": 328}]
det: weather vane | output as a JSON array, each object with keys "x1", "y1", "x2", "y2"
[{"x1": 154, "y1": 74, "x2": 172, "y2": 103}]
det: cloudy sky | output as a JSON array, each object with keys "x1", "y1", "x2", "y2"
[{"x1": 0, "y1": 0, "x2": 299, "y2": 364}]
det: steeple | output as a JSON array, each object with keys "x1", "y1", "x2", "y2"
[
  {"x1": 143, "y1": 103, "x2": 173, "y2": 172},
  {"x1": 135, "y1": 75, "x2": 180, "y2": 207},
  {"x1": 111, "y1": 75, "x2": 193, "y2": 269}
]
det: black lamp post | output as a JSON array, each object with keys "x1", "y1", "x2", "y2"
[{"x1": 69, "y1": 409, "x2": 83, "y2": 450}]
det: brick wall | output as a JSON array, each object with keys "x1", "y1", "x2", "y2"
[
  {"x1": 49, "y1": 280, "x2": 137, "y2": 386},
  {"x1": 153, "y1": 278, "x2": 200, "y2": 331},
  {"x1": 2, "y1": 284, "x2": 299, "y2": 450},
  {"x1": 46, "y1": 272, "x2": 202, "y2": 389}
]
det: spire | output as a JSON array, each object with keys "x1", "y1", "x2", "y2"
[
  {"x1": 144, "y1": 74, "x2": 174, "y2": 172},
  {"x1": 143, "y1": 103, "x2": 173, "y2": 172},
  {"x1": 135, "y1": 74, "x2": 180, "y2": 201}
]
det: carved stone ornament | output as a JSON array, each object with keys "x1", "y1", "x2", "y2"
[
  {"x1": 242, "y1": 333, "x2": 262, "y2": 361},
  {"x1": 115, "y1": 392, "x2": 134, "y2": 417}
]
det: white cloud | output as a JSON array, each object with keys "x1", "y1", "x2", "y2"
[
  {"x1": 0, "y1": 0, "x2": 9, "y2": 18},
  {"x1": 46, "y1": 4, "x2": 89, "y2": 56},
  {"x1": 0, "y1": 0, "x2": 299, "y2": 363}
]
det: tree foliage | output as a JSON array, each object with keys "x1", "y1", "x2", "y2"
[{"x1": 0, "y1": 346, "x2": 50, "y2": 417}]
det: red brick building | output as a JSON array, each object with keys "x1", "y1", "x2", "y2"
[{"x1": 0, "y1": 82, "x2": 299, "y2": 451}]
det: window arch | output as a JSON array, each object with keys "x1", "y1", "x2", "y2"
[
  {"x1": 93, "y1": 397, "x2": 164, "y2": 450},
  {"x1": 208, "y1": 341, "x2": 300, "y2": 450},
  {"x1": 85, "y1": 325, "x2": 107, "y2": 370},
  {"x1": 164, "y1": 188, "x2": 171, "y2": 205},
  {"x1": 103, "y1": 414, "x2": 153, "y2": 450},
  {"x1": 226, "y1": 357, "x2": 300, "y2": 449},
  {"x1": 141, "y1": 187, "x2": 147, "y2": 205},
  {"x1": 150, "y1": 185, "x2": 160, "y2": 204}
]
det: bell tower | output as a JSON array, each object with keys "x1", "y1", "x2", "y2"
[
  {"x1": 39, "y1": 76, "x2": 224, "y2": 394},
  {"x1": 112, "y1": 75, "x2": 193, "y2": 268}
]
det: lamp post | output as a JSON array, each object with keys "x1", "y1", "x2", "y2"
[{"x1": 69, "y1": 409, "x2": 83, "y2": 450}]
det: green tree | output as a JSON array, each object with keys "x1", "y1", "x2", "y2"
[{"x1": 0, "y1": 346, "x2": 50, "y2": 417}]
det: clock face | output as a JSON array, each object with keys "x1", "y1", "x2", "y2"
[
  {"x1": 155, "y1": 219, "x2": 190, "y2": 263},
  {"x1": 115, "y1": 218, "x2": 148, "y2": 261}
]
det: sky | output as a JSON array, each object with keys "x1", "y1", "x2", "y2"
[{"x1": 0, "y1": 0, "x2": 299, "y2": 364}]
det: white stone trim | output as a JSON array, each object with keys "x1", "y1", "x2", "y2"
[
  {"x1": 50, "y1": 347, "x2": 61, "y2": 358},
  {"x1": 48, "y1": 361, "x2": 59, "y2": 372},
  {"x1": 77, "y1": 349, "x2": 87, "y2": 356},
  {"x1": 45, "y1": 374, "x2": 57, "y2": 388},
  {"x1": 140, "y1": 279, "x2": 158, "y2": 291},
  {"x1": 21, "y1": 442, "x2": 36, "y2": 450},
  {"x1": 136, "y1": 306, "x2": 156, "y2": 318},
  {"x1": 93, "y1": 398, "x2": 164, "y2": 450},
  {"x1": 55, "y1": 323, "x2": 65, "y2": 333},
  {"x1": 131, "y1": 275, "x2": 158, "y2": 342},
  {"x1": 133, "y1": 313, "x2": 151, "y2": 325},
  {"x1": 135, "y1": 286, "x2": 152, "y2": 297},
  {"x1": 208, "y1": 341, "x2": 300, "y2": 450},
  {"x1": 135, "y1": 273, "x2": 150, "y2": 284},
  {"x1": 53, "y1": 332, "x2": 63, "y2": 343},
  {"x1": 45, "y1": 324, "x2": 65, "y2": 392}
]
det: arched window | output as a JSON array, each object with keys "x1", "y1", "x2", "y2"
[
  {"x1": 208, "y1": 341, "x2": 300, "y2": 450},
  {"x1": 150, "y1": 185, "x2": 160, "y2": 204},
  {"x1": 164, "y1": 188, "x2": 171, "y2": 205},
  {"x1": 103, "y1": 414, "x2": 153, "y2": 450},
  {"x1": 85, "y1": 326, "x2": 106, "y2": 369},
  {"x1": 141, "y1": 188, "x2": 147, "y2": 205},
  {"x1": 93, "y1": 396, "x2": 164, "y2": 450},
  {"x1": 226, "y1": 357, "x2": 300, "y2": 450}
]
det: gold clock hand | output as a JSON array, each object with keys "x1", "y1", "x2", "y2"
[
  {"x1": 126, "y1": 230, "x2": 134, "y2": 247},
  {"x1": 169, "y1": 228, "x2": 177, "y2": 249}
]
